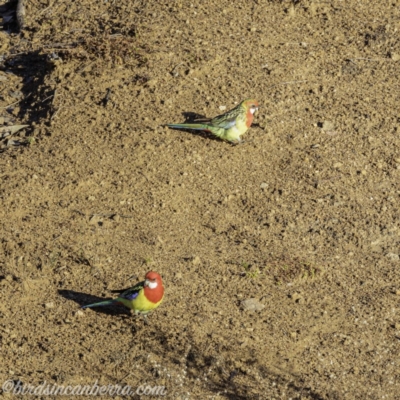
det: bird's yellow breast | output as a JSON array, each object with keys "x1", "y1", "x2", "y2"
[
  {"x1": 225, "y1": 115, "x2": 248, "y2": 141},
  {"x1": 119, "y1": 290, "x2": 163, "y2": 315}
]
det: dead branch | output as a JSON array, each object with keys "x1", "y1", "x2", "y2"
[{"x1": 16, "y1": 0, "x2": 25, "y2": 30}]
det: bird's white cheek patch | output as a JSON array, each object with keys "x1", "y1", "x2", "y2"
[
  {"x1": 250, "y1": 108, "x2": 257, "y2": 114},
  {"x1": 147, "y1": 281, "x2": 158, "y2": 289}
]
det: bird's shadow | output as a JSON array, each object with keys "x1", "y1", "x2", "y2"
[
  {"x1": 181, "y1": 111, "x2": 208, "y2": 123},
  {"x1": 58, "y1": 289, "x2": 130, "y2": 316}
]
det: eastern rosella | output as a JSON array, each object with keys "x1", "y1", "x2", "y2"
[
  {"x1": 167, "y1": 99, "x2": 259, "y2": 143},
  {"x1": 82, "y1": 271, "x2": 164, "y2": 320}
]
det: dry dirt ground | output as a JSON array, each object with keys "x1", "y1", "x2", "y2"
[{"x1": 1, "y1": 0, "x2": 400, "y2": 399}]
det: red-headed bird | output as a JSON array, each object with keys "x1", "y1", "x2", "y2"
[
  {"x1": 82, "y1": 271, "x2": 164, "y2": 321},
  {"x1": 167, "y1": 99, "x2": 259, "y2": 143}
]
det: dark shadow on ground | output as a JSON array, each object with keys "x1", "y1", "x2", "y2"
[
  {"x1": 58, "y1": 289, "x2": 131, "y2": 316},
  {"x1": 3, "y1": 51, "x2": 55, "y2": 126},
  {"x1": 0, "y1": 1, "x2": 19, "y2": 33}
]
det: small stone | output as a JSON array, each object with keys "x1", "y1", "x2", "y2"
[
  {"x1": 241, "y1": 298, "x2": 265, "y2": 312},
  {"x1": 333, "y1": 162, "x2": 343, "y2": 169},
  {"x1": 192, "y1": 256, "x2": 201, "y2": 266},
  {"x1": 391, "y1": 52, "x2": 400, "y2": 61},
  {"x1": 9, "y1": 91, "x2": 22, "y2": 99},
  {"x1": 89, "y1": 215, "x2": 102, "y2": 225},
  {"x1": 321, "y1": 121, "x2": 335, "y2": 131},
  {"x1": 386, "y1": 252, "x2": 399, "y2": 261},
  {"x1": 260, "y1": 182, "x2": 268, "y2": 189},
  {"x1": 219, "y1": 105, "x2": 227, "y2": 111},
  {"x1": 75, "y1": 310, "x2": 84, "y2": 317},
  {"x1": 288, "y1": 5, "x2": 295, "y2": 16},
  {"x1": 45, "y1": 302, "x2": 54, "y2": 309},
  {"x1": 145, "y1": 79, "x2": 158, "y2": 88},
  {"x1": 175, "y1": 272, "x2": 183, "y2": 280}
]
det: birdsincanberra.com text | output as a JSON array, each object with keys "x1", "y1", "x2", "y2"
[{"x1": 2, "y1": 379, "x2": 167, "y2": 396}]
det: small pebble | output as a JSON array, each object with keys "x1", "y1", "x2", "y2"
[
  {"x1": 175, "y1": 272, "x2": 183, "y2": 280},
  {"x1": 9, "y1": 91, "x2": 23, "y2": 99},
  {"x1": 321, "y1": 121, "x2": 335, "y2": 131},
  {"x1": 391, "y1": 52, "x2": 400, "y2": 61},
  {"x1": 386, "y1": 253, "x2": 399, "y2": 262},
  {"x1": 192, "y1": 256, "x2": 201, "y2": 266},
  {"x1": 241, "y1": 298, "x2": 265, "y2": 312}
]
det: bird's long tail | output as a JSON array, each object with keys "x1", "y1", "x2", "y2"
[
  {"x1": 167, "y1": 123, "x2": 210, "y2": 132},
  {"x1": 82, "y1": 299, "x2": 118, "y2": 309}
]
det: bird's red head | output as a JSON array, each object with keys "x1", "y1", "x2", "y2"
[
  {"x1": 144, "y1": 271, "x2": 164, "y2": 303},
  {"x1": 242, "y1": 99, "x2": 259, "y2": 112},
  {"x1": 241, "y1": 99, "x2": 259, "y2": 127},
  {"x1": 145, "y1": 271, "x2": 162, "y2": 282}
]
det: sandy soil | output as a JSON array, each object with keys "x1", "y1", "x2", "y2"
[{"x1": 1, "y1": 0, "x2": 400, "y2": 398}]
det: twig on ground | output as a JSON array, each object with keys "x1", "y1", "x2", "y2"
[
  {"x1": 50, "y1": 106, "x2": 63, "y2": 121},
  {"x1": 16, "y1": 0, "x2": 25, "y2": 30},
  {"x1": 280, "y1": 80, "x2": 308, "y2": 85},
  {"x1": 0, "y1": 99, "x2": 21, "y2": 109},
  {"x1": 52, "y1": 89, "x2": 57, "y2": 106},
  {"x1": 348, "y1": 57, "x2": 388, "y2": 62}
]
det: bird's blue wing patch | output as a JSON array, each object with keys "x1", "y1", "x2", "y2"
[
  {"x1": 119, "y1": 281, "x2": 144, "y2": 301},
  {"x1": 124, "y1": 291, "x2": 139, "y2": 300}
]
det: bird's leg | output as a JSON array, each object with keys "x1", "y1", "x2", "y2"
[{"x1": 143, "y1": 314, "x2": 149, "y2": 326}]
